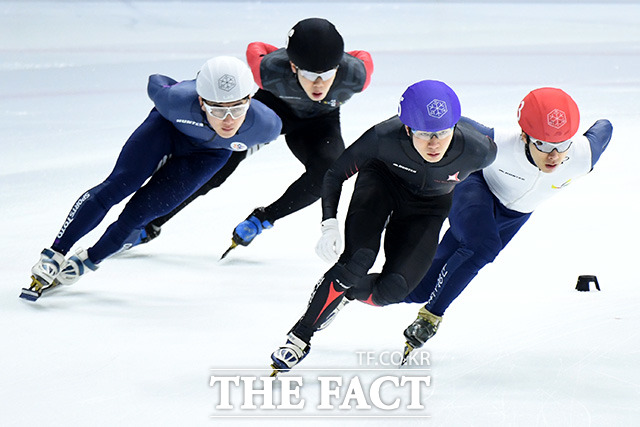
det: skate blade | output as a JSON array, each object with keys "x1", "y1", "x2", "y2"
[
  {"x1": 399, "y1": 343, "x2": 414, "y2": 366},
  {"x1": 270, "y1": 363, "x2": 281, "y2": 377},
  {"x1": 19, "y1": 288, "x2": 41, "y2": 302},
  {"x1": 270, "y1": 363, "x2": 289, "y2": 377},
  {"x1": 20, "y1": 276, "x2": 46, "y2": 301},
  {"x1": 19, "y1": 276, "x2": 57, "y2": 302},
  {"x1": 219, "y1": 240, "x2": 238, "y2": 260}
]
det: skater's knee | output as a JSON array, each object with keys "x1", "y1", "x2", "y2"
[
  {"x1": 91, "y1": 180, "x2": 134, "y2": 207},
  {"x1": 371, "y1": 273, "x2": 410, "y2": 306},
  {"x1": 331, "y1": 248, "x2": 376, "y2": 288},
  {"x1": 464, "y1": 236, "x2": 502, "y2": 264},
  {"x1": 344, "y1": 248, "x2": 376, "y2": 278},
  {"x1": 348, "y1": 272, "x2": 410, "y2": 306},
  {"x1": 347, "y1": 273, "x2": 378, "y2": 301}
]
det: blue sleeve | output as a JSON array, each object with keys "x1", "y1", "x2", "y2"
[
  {"x1": 147, "y1": 74, "x2": 179, "y2": 116},
  {"x1": 584, "y1": 119, "x2": 612, "y2": 168},
  {"x1": 459, "y1": 116, "x2": 494, "y2": 140},
  {"x1": 247, "y1": 100, "x2": 282, "y2": 144},
  {"x1": 147, "y1": 75, "x2": 200, "y2": 120}
]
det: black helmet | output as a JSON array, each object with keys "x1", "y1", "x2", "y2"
[{"x1": 286, "y1": 18, "x2": 344, "y2": 72}]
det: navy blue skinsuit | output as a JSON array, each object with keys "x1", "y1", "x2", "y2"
[
  {"x1": 404, "y1": 118, "x2": 612, "y2": 316},
  {"x1": 51, "y1": 74, "x2": 281, "y2": 264}
]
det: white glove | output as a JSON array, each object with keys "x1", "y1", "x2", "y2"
[{"x1": 315, "y1": 218, "x2": 343, "y2": 263}]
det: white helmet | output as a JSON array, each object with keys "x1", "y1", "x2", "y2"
[{"x1": 196, "y1": 56, "x2": 257, "y2": 102}]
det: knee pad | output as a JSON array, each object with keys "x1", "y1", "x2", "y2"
[
  {"x1": 372, "y1": 273, "x2": 410, "y2": 306},
  {"x1": 347, "y1": 273, "x2": 379, "y2": 301},
  {"x1": 331, "y1": 248, "x2": 376, "y2": 289}
]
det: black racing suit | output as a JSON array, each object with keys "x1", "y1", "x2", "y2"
[
  {"x1": 289, "y1": 116, "x2": 497, "y2": 343},
  {"x1": 147, "y1": 44, "x2": 373, "y2": 229}
]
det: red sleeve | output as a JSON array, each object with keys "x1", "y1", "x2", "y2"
[
  {"x1": 246, "y1": 42, "x2": 279, "y2": 89},
  {"x1": 347, "y1": 50, "x2": 374, "y2": 91}
]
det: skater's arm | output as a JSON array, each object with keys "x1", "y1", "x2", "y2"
[
  {"x1": 458, "y1": 116, "x2": 494, "y2": 140},
  {"x1": 584, "y1": 119, "x2": 612, "y2": 169},
  {"x1": 246, "y1": 42, "x2": 279, "y2": 89},
  {"x1": 321, "y1": 127, "x2": 378, "y2": 220},
  {"x1": 346, "y1": 50, "x2": 374, "y2": 91}
]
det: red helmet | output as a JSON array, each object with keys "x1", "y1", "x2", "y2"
[{"x1": 517, "y1": 87, "x2": 580, "y2": 142}]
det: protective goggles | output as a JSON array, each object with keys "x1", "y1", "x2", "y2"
[
  {"x1": 528, "y1": 135, "x2": 572, "y2": 153},
  {"x1": 203, "y1": 100, "x2": 250, "y2": 120},
  {"x1": 296, "y1": 66, "x2": 339, "y2": 82},
  {"x1": 412, "y1": 127, "x2": 455, "y2": 140}
]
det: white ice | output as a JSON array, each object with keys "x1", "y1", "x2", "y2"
[{"x1": 1, "y1": 1, "x2": 639, "y2": 426}]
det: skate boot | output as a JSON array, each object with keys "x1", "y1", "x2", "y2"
[
  {"x1": 21, "y1": 248, "x2": 67, "y2": 300},
  {"x1": 270, "y1": 333, "x2": 310, "y2": 376},
  {"x1": 221, "y1": 207, "x2": 273, "y2": 259},
  {"x1": 56, "y1": 248, "x2": 99, "y2": 286},
  {"x1": 400, "y1": 307, "x2": 442, "y2": 365},
  {"x1": 30, "y1": 248, "x2": 66, "y2": 286},
  {"x1": 404, "y1": 306, "x2": 442, "y2": 349},
  {"x1": 233, "y1": 207, "x2": 273, "y2": 246},
  {"x1": 133, "y1": 223, "x2": 162, "y2": 247}
]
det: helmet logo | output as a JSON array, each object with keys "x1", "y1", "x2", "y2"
[
  {"x1": 517, "y1": 100, "x2": 525, "y2": 120},
  {"x1": 218, "y1": 74, "x2": 237, "y2": 92},
  {"x1": 547, "y1": 108, "x2": 567, "y2": 129},
  {"x1": 286, "y1": 29, "x2": 294, "y2": 47},
  {"x1": 427, "y1": 99, "x2": 448, "y2": 119}
]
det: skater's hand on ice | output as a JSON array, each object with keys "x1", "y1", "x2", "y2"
[{"x1": 315, "y1": 218, "x2": 343, "y2": 263}]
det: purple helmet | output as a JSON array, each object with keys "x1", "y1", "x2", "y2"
[{"x1": 398, "y1": 80, "x2": 461, "y2": 132}]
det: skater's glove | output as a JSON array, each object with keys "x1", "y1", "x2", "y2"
[{"x1": 315, "y1": 218, "x2": 343, "y2": 263}]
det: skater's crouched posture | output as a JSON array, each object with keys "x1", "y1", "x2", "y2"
[
  {"x1": 270, "y1": 80, "x2": 497, "y2": 373},
  {"x1": 136, "y1": 18, "x2": 374, "y2": 258},
  {"x1": 23, "y1": 56, "x2": 281, "y2": 301},
  {"x1": 400, "y1": 87, "x2": 612, "y2": 358}
]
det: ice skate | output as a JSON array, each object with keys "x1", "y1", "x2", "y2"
[
  {"x1": 132, "y1": 223, "x2": 162, "y2": 247},
  {"x1": 400, "y1": 307, "x2": 442, "y2": 366},
  {"x1": 20, "y1": 248, "x2": 66, "y2": 301},
  {"x1": 56, "y1": 248, "x2": 99, "y2": 286},
  {"x1": 270, "y1": 333, "x2": 310, "y2": 376},
  {"x1": 30, "y1": 248, "x2": 65, "y2": 285},
  {"x1": 221, "y1": 207, "x2": 273, "y2": 259}
]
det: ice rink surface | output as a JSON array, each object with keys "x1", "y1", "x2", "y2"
[{"x1": 1, "y1": 1, "x2": 639, "y2": 425}]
